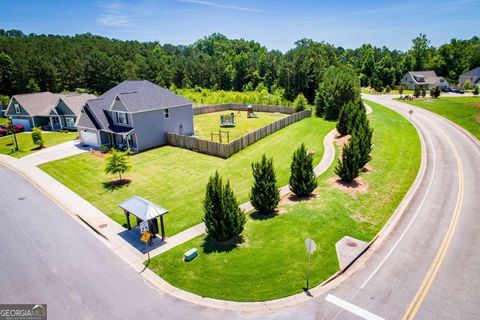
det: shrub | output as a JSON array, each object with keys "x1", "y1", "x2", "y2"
[
  {"x1": 31, "y1": 127, "x2": 44, "y2": 148},
  {"x1": 385, "y1": 85, "x2": 391, "y2": 93},
  {"x1": 336, "y1": 99, "x2": 366, "y2": 136},
  {"x1": 203, "y1": 171, "x2": 246, "y2": 242},
  {"x1": 413, "y1": 86, "x2": 420, "y2": 98},
  {"x1": 293, "y1": 93, "x2": 308, "y2": 112},
  {"x1": 421, "y1": 88, "x2": 426, "y2": 97},
  {"x1": 100, "y1": 145, "x2": 110, "y2": 153},
  {"x1": 250, "y1": 155, "x2": 280, "y2": 215},
  {"x1": 473, "y1": 85, "x2": 479, "y2": 96},
  {"x1": 315, "y1": 65, "x2": 361, "y2": 120},
  {"x1": 289, "y1": 143, "x2": 317, "y2": 196},
  {"x1": 399, "y1": 85, "x2": 404, "y2": 95},
  {"x1": 430, "y1": 87, "x2": 441, "y2": 98},
  {"x1": 335, "y1": 141, "x2": 360, "y2": 182},
  {"x1": 105, "y1": 149, "x2": 130, "y2": 181},
  {"x1": 463, "y1": 80, "x2": 472, "y2": 90}
]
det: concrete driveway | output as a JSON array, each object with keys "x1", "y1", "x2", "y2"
[{"x1": 18, "y1": 140, "x2": 88, "y2": 167}]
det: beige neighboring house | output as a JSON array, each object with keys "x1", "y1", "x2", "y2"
[
  {"x1": 401, "y1": 71, "x2": 449, "y2": 90},
  {"x1": 5, "y1": 92, "x2": 96, "y2": 131},
  {"x1": 459, "y1": 67, "x2": 480, "y2": 88}
]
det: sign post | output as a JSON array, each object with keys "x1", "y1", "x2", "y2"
[
  {"x1": 304, "y1": 238, "x2": 317, "y2": 291},
  {"x1": 140, "y1": 221, "x2": 151, "y2": 262}
]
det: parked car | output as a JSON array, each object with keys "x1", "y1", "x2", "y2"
[
  {"x1": 442, "y1": 87, "x2": 453, "y2": 92},
  {"x1": 13, "y1": 125, "x2": 24, "y2": 133},
  {"x1": 0, "y1": 127, "x2": 7, "y2": 136},
  {"x1": 452, "y1": 88, "x2": 465, "y2": 94}
]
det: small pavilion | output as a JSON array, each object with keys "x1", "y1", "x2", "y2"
[{"x1": 119, "y1": 196, "x2": 168, "y2": 240}]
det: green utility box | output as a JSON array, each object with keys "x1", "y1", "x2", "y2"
[{"x1": 184, "y1": 248, "x2": 198, "y2": 261}]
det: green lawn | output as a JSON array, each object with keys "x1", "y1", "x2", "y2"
[
  {"x1": 399, "y1": 96, "x2": 480, "y2": 139},
  {"x1": 0, "y1": 132, "x2": 78, "y2": 158},
  {"x1": 194, "y1": 110, "x2": 287, "y2": 142},
  {"x1": 361, "y1": 87, "x2": 414, "y2": 95},
  {"x1": 40, "y1": 117, "x2": 335, "y2": 235},
  {"x1": 0, "y1": 117, "x2": 9, "y2": 125},
  {"x1": 146, "y1": 101, "x2": 421, "y2": 301}
]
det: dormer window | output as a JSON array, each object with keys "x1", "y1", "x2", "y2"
[
  {"x1": 116, "y1": 111, "x2": 128, "y2": 125},
  {"x1": 14, "y1": 103, "x2": 20, "y2": 114}
]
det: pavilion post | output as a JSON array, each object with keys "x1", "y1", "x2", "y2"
[
  {"x1": 160, "y1": 216, "x2": 165, "y2": 240},
  {"x1": 125, "y1": 210, "x2": 131, "y2": 230}
]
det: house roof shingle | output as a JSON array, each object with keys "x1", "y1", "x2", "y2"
[
  {"x1": 461, "y1": 67, "x2": 480, "y2": 77},
  {"x1": 8, "y1": 92, "x2": 96, "y2": 116},
  {"x1": 80, "y1": 80, "x2": 191, "y2": 133},
  {"x1": 407, "y1": 71, "x2": 444, "y2": 85},
  {"x1": 94, "y1": 80, "x2": 191, "y2": 113}
]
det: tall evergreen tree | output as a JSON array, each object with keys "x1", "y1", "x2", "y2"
[
  {"x1": 335, "y1": 141, "x2": 360, "y2": 182},
  {"x1": 336, "y1": 102, "x2": 351, "y2": 136},
  {"x1": 289, "y1": 143, "x2": 317, "y2": 196},
  {"x1": 351, "y1": 121, "x2": 374, "y2": 169},
  {"x1": 250, "y1": 155, "x2": 280, "y2": 214},
  {"x1": 203, "y1": 171, "x2": 246, "y2": 242}
]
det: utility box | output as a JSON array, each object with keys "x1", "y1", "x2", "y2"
[{"x1": 184, "y1": 248, "x2": 198, "y2": 262}]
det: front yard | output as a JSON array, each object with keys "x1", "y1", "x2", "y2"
[
  {"x1": 146, "y1": 101, "x2": 421, "y2": 301},
  {"x1": 0, "y1": 131, "x2": 78, "y2": 158},
  {"x1": 40, "y1": 117, "x2": 335, "y2": 235},
  {"x1": 194, "y1": 110, "x2": 287, "y2": 142},
  {"x1": 399, "y1": 96, "x2": 480, "y2": 139}
]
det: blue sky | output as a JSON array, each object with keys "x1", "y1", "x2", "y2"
[{"x1": 2, "y1": 0, "x2": 479, "y2": 51}]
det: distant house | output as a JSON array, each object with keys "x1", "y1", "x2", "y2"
[
  {"x1": 76, "y1": 80, "x2": 194, "y2": 152},
  {"x1": 401, "y1": 71, "x2": 449, "y2": 90},
  {"x1": 459, "y1": 67, "x2": 480, "y2": 88},
  {"x1": 5, "y1": 92, "x2": 96, "y2": 131}
]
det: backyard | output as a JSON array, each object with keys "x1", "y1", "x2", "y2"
[
  {"x1": 40, "y1": 116, "x2": 335, "y2": 235},
  {"x1": 0, "y1": 131, "x2": 78, "y2": 158},
  {"x1": 146, "y1": 101, "x2": 421, "y2": 301},
  {"x1": 194, "y1": 110, "x2": 288, "y2": 142},
  {"x1": 399, "y1": 96, "x2": 480, "y2": 139}
]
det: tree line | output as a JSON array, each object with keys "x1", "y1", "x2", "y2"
[{"x1": 0, "y1": 29, "x2": 479, "y2": 103}]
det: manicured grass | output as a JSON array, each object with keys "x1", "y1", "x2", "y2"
[
  {"x1": 147, "y1": 101, "x2": 421, "y2": 301},
  {"x1": 399, "y1": 96, "x2": 480, "y2": 139},
  {"x1": 40, "y1": 117, "x2": 335, "y2": 235},
  {"x1": 194, "y1": 110, "x2": 287, "y2": 142},
  {"x1": 0, "y1": 131, "x2": 78, "y2": 158},
  {"x1": 0, "y1": 118, "x2": 9, "y2": 125},
  {"x1": 361, "y1": 87, "x2": 414, "y2": 95}
]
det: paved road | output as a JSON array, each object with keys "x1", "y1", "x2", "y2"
[
  {"x1": 0, "y1": 165, "x2": 247, "y2": 320},
  {"x1": 1, "y1": 95, "x2": 479, "y2": 319},
  {"x1": 263, "y1": 95, "x2": 480, "y2": 319}
]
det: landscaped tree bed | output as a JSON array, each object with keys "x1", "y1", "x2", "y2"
[{"x1": 146, "y1": 101, "x2": 421, "y2": 301}]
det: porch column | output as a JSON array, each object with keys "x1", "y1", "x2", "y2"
[
  {"x1": 59, "y1": 117, "x2": 63, "y2": 129},
  {"x1": 126, "y1": 134, "x2": 130, "y2": 150}
]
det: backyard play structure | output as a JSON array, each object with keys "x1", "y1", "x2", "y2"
[{"x1": 220, "y1": 113, "x2": 236, "y2": 127}]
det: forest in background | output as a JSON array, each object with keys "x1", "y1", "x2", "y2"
[{"x1": 0, "y1": 29, "x2": 479, "y2": 105}]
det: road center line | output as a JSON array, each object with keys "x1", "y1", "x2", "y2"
[
  {"x1": 325, "y1": 294, "x2": 385, "y2": 320},
  {"x1": 402, "y1": 120, "x2": 465, "y2": 320},
  {"x1": 360, "y1": 120, "x2": 436, "y2": 289}
]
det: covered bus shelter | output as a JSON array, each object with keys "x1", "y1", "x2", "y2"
[{"x1": 119, "y1": 196, "x2": 168, "y2": 240}]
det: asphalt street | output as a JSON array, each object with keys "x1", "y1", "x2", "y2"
[{"x1": 1, "y1": 95, "x2": 479, "y2": 319}]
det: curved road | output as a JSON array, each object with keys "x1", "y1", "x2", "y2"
[{"x1": 1, "y1": 95, "x2": 479, "y2": 319}]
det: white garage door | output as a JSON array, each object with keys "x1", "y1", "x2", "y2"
[
  {"x1": 80, "y1": 131, "x2": 99, "y2": 147},
  {"x1": 12, "y1": 119, "x2": 32, "y2": 131}
]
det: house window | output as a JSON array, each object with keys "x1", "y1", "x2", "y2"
[
  {"x1": 65, "y1": 117, "x2": 75, "y2": 127},
  {"x1": 164, "y1": 108, "x2": 170, "y2": 119},
  {"x1": 116, "y1": 112, "x2": 128, "y2": 125},
  {"x1": 14, "y1": 104, "x2": 20, "y2": 114}
]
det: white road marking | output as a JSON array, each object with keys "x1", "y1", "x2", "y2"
[
  {"x1": 360, "y1": 112, "x2": 437, "y2": 289},
  {"x1": 326, "y1": 294, "x2": 385, "y2": 320}
]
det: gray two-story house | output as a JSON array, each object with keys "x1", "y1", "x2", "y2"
[{"x1": 76, "y1": 80, "x2": 194, "y2": 152}]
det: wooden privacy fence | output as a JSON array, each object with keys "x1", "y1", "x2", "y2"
[
  {"x1": 167, "y1": 109, "x2": 312, "y2": 158},
  {"x1": 193, "y1": 103, "x2": 294, "y2": 115}
]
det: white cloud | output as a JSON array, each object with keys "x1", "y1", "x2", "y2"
[
  {"x1": 180, "y1": 0, "x2": 263, "y2": 13},
  {"x1": 97, "y1": 1, "x2": 151, "y2": 27}
]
